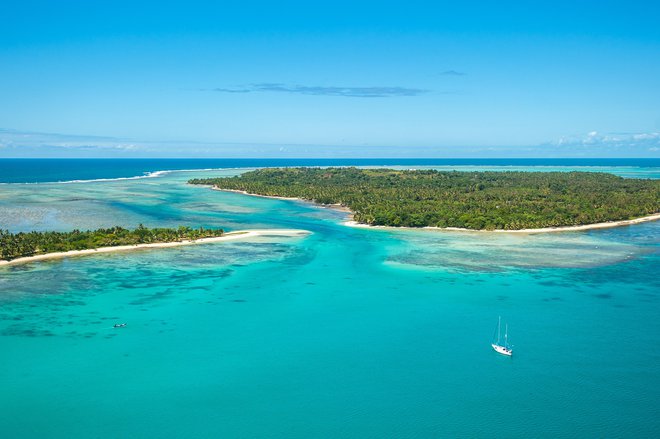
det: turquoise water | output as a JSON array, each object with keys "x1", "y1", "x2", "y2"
[{"x1": 1, "y1": 167, "x2": 660, "y2": 437}]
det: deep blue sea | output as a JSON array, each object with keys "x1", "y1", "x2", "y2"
[
  {"x1": 1, "y1": 158, "x2": 659, "y2": 183},
  {"x1": 1, "y1": 159, "x2": 659, "y2": 438}
]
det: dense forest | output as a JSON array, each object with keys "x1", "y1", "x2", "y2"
[
  {"x1": 190, "y1": 168, "x2": 660, "y2": 230},
  {"x1": 0, "y1": 225, "x2": 224, "y2": 261}
]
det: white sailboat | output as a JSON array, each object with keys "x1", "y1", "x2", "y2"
[{"x1": 491, "y1": 316, "x2": 512, "y2": 356}]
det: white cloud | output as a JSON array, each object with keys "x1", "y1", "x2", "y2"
[
  {"x1": 0, "y1": 129, "x2": 151, "y2": 157},
  {"x1": 543, "y1": 131, "x2": 660, "y2": 157},
  {"x1": 555, "y1": 131, "x2": 660, "y2": 147}
]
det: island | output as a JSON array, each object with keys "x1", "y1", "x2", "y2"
[
  {"x1": 189, "y1": 167, "x2": 660, "y2": 231},
  {"x1": 0, "y1": 225, "x2": 310, "y2": 265}
]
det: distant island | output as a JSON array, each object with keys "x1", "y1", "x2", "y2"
[
  {"x1": 0, "y1": 225, "x2": 224, "y2": 263},
  {"x1": 189, "y1": 168, "x2": 660, "y2": 231},
  {"x1": 0, "y1": 225, "x2": 311, "y2": 265}
]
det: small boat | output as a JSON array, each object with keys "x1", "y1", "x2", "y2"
[
  {"x1": 113, "y1": 323, "x2": 127, "y2": 328},
  {"x1": 491, "y1": 316, "x2": 512, "y2": 356}
]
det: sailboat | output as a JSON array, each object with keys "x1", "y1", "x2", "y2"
[{"x1": 491, "y1": 316, "x2": 512, "y2": 356}]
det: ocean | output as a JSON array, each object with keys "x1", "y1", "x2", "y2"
[
  {"x1": 0, "y1": 160, "x2": 659, "y2": 437},
  {"x1": 1, "y1": 158, "x2": 660, "y2": 183}
]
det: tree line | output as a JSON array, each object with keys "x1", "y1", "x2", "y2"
[
  {"x1": 189, "y1": 167, "x2": 660, "y2": 230},
  {"x1": 0, "y1": 225, "x2": 224, "y2": 261}
]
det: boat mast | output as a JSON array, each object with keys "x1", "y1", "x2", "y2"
[
  {"x1": 504, "y1": 324, "x2": 508, "y2": 349},
  {"x1": 497, "y1": 316, "x2": 501, "y2": 345}
]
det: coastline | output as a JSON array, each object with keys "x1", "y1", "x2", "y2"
[
  {"x1": 206, "y1": 187, "x2": 660, "y2": 234},
  {"x1": 343, "y1": 213, "x2": 660, "y2": 234},
  {"x1": 210, "y1": 187, "x2": 353, "y2": 213},
  {"x1": 212, "y1": 187, "x2": 308, "y2": 202},
  {"x1": 0, "y1": 229, "x2": 310, "y2": 267}
]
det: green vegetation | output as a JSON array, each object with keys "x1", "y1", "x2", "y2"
[
  {"x1": 190, "y1": 167, "x2": 660, "y2": 230},
  {"x1": 0, "y1": 225, "x2": 224, "y2": 261}
]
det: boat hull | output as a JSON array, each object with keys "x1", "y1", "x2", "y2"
[{"x1": 491, "y1": 343, "x2": 512, "y2": 356}]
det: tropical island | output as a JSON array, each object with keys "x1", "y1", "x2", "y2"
[
  {"x1": 0, "y1": 225, "x2": 311, "y2": 266},
  {"x1": 0, "y1": 225, "x2": 225, "y2": 263},
  {"x1": 189, "y1": 167, "x2": 660, "y2": 231}
]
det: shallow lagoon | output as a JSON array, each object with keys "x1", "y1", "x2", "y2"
[{"x1": 1, "y1": 168, "x2": 659, "y2": 438}]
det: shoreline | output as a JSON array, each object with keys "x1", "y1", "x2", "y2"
[
  {"x1": 209, "y1": 187, "x2": 353, "y2": 213},
  {"x1": 343, "y1": 213, "x2": 660, "y2": 234},
  {"x1": 0, "y1": 229, "x2": 310, "y2": 267},
  {"x1": 212, "y1": 187, "x2": 304, "y2": 202},
  {"x1": 206, "y1": 187, "x2": 660, "y2": 234}
]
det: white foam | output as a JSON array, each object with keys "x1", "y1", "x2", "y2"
[{"x1": 0, "y1": 167, "x2": 246, "y2": 185}]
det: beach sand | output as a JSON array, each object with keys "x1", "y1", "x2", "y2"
[
  {"x1": 0, "y1": 229, "x2": 310, "y2": 266},
  {"x1": 343, "y1": 213, "x2": 660, "y2": 234},
  {"x1": 212, "y1": 188, "x2": 303, "y2": 202},
  {"x1": 210, "y1": 188, "x2": 353, "y2": 213}
]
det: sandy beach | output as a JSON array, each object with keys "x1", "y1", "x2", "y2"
[
  {"x1": 212, "y1": 188, "x2": 304, "y2": 202},
  {"x1": 0, "y1": 229, "x2": 310, "y2": 266},
  {"x1": 343, "y1": 213, "x2": 660, "y2": 234},
  {"x1": 210, "y1": 188, "x2": 353, "y2": 213}
]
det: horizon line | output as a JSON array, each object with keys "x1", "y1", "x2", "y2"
[{"x1": 1, "y1": 157, "x2": 659, "y2": 160}]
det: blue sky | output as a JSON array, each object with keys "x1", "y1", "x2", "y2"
[{"x1": 1, "y1": 1, "x2": 659, "y2": 157}]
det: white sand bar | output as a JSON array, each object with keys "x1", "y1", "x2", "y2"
[
  {"x1": 344, "y1": 213, "x2": 660, "y2": 234},
  {"x1": 0, "y1": 229, "x2": 311, "y2": 266}
]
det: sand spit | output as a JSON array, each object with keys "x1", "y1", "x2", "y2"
[
  {"x1": 343, "y1": 213, "x2": 660, "y2": 234},
  {"x1": 0, "y1": 229, "x2": 310, "y2": 266}
]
